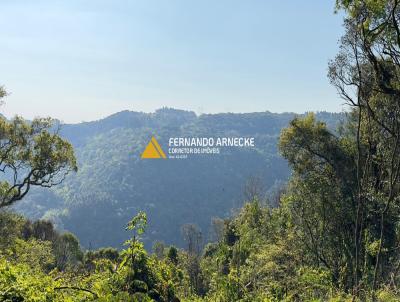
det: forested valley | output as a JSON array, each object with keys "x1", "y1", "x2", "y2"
[
  {"x1": 13, "y1": 107, "x2": 340, "y2": 250},
  {"x1": 3, "y1": 0, "x2": 400, "y2": 301}
]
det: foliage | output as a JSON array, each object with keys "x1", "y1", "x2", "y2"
[
  {"x1": 15, "y1": 109, "x2": 342, "y2": 249},
  {"x1": 3, "y1": 0, "x2": 400, "y2": 300},
  {"x1": 0, "y1": 211, "x2": 182, "y2": 301},
  {"x1": 0, "y1": 89, "x2": 77, "y2": 208}
]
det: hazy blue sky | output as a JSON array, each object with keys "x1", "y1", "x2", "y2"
[{"x1": 0, "y1": 0, "x2": 344, "y2": 123}]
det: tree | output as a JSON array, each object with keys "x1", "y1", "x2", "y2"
[
  {"x1": 53, "y1": 233, "x2": 83, "y2": 271},
  {"x1": 330, "y1": 0, "x2": 400, "y2": 294},
  {"x1": 181, "y1": 224, "x2": 202, "y2": 257},
  {"x1": 120, "y1": 211, "x2": 148, "y2": 294},
  {"x1": 210, "y1": 217, "x2": 225, "y2": 243},
  {"x1": 243, "y1": 175, "x2": 266, "y2": 202},
  {"x1": 123, "y1": 211, "x2": 147, "y2": 266},
  {"x1": 167, "y1": 246, "x2": 179, "y2": 265},
  {"x1": 0, "y1": 212, "x2": 26, "y2": 249},
  {"x1": 152, "y1": 241, "x2": 166, "y2": 260},
  {"x1": 0, "y1": 87, "x2": 77, "y2": 208},
  {"x1": 117, "y1": 212, "x2": 179, "y2": 301},
  {"x1": 31, "y1": 220, "x2": 58, "y2": 242},
  {"x1": 181, "y1": 224, "x2": 204, "y2": 295},
  {"x1": 279, "y1": 114, "x2": 358, "y2": 288}
]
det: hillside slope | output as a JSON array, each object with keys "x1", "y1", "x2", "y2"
[{"x1": 15, "y1": 108, "x2": 344, "y2": 248}]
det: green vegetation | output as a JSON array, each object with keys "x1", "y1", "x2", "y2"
[
  {"x1": 2, "y1": 0, "x2": 400, "y2": 300},
  {"x1": 0, "y1": 210, "x2": 181, "y2": 301},
  {"x1": 0, "y1": 87, "x2": 77, "y2": 208},
  {"x1": 16, "y1": 107, "x2": 342, "y2": 249}
]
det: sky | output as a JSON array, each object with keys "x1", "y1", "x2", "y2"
[{"x1": 0, "y1": 0, "x2": 345, "y2": 123}]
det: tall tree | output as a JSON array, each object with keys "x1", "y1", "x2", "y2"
[
  {"x1": 279, "y1": 113, "x2": 357, "y2": 289},
  {"x1": 330, "y1": 0, "x2": 400, "y2": 294}
]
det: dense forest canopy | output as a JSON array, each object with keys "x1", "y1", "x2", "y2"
[
  {"x1": 2, "y1": 0, "x2": 400, "y2": 301},
  {"x1": 13, "y1": 108, "x2": 343, "y2": 249}
]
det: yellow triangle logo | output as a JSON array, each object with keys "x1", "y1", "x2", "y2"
[{"x1": 141, "y1": 136, "x2": 167, "y2": 159}]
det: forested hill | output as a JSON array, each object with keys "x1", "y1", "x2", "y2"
[{"x1": 15, "y1": 108, "x2": 344, "y2": 249}]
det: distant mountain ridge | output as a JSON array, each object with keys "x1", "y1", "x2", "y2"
[{"x1": 15, "y1": 108, "x2": 345, "y2": 249}]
